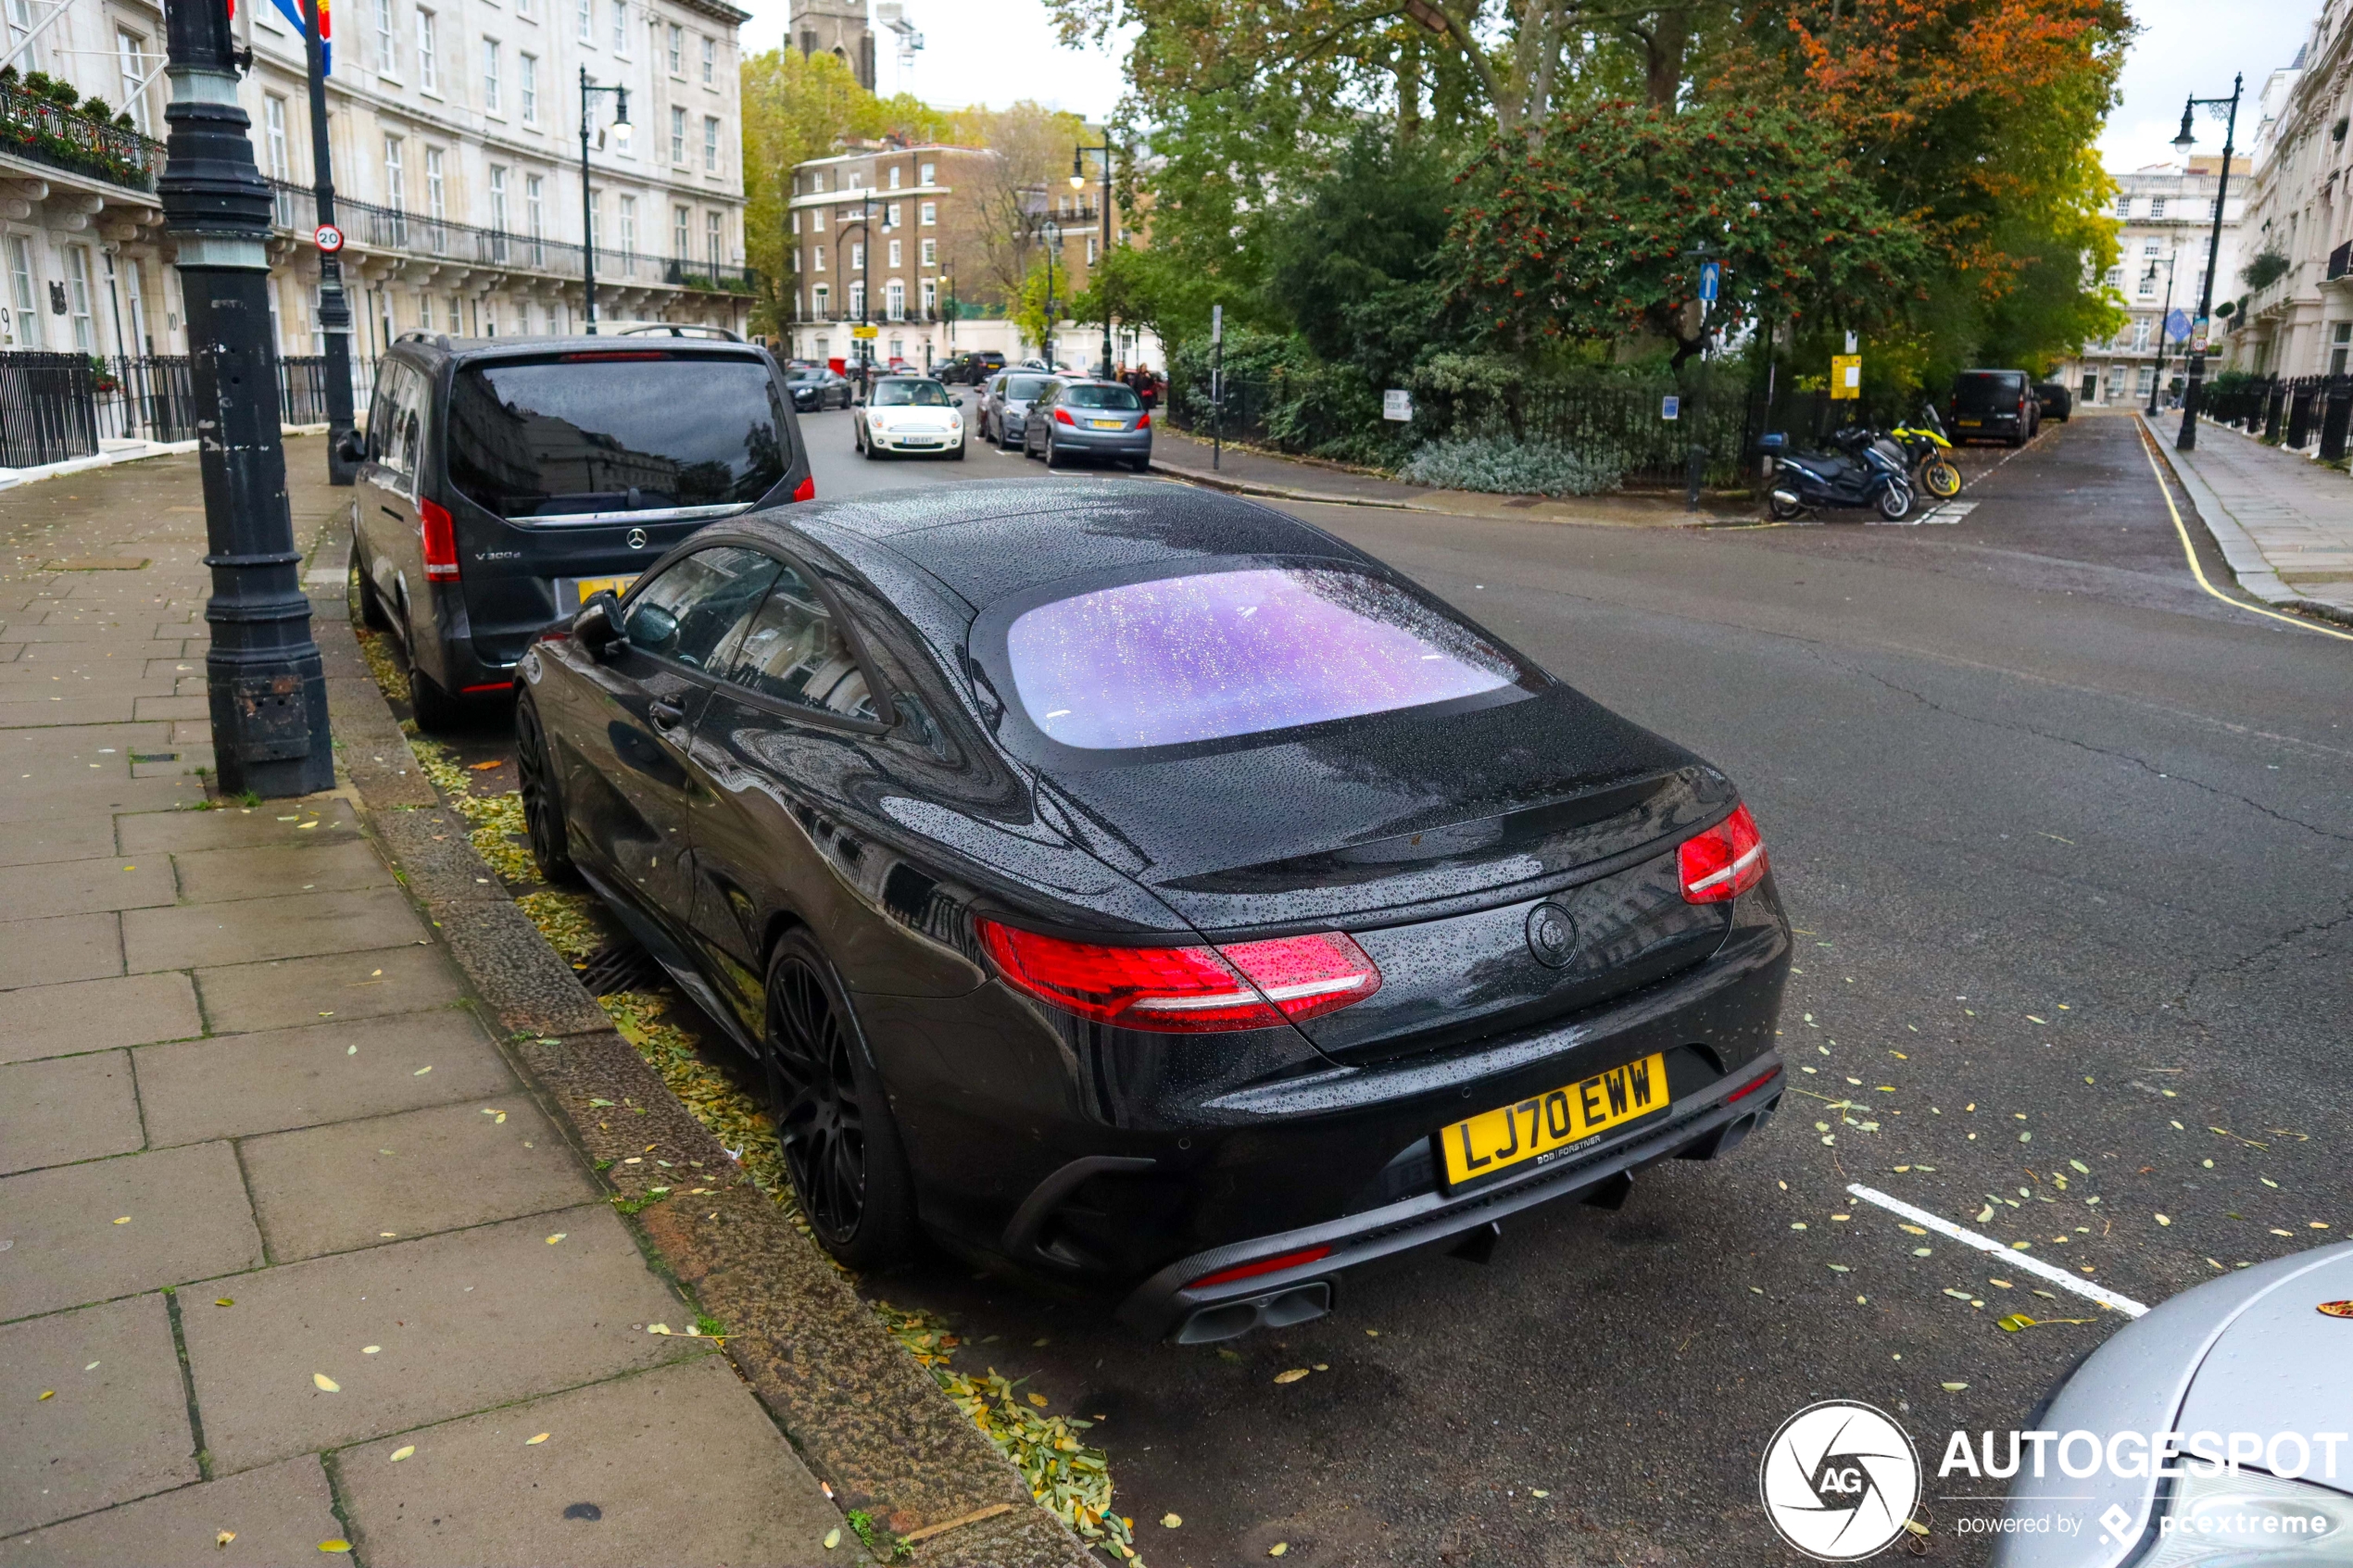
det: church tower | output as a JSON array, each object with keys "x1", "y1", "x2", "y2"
[{"x1": 787, "y1": 0, "x2": 875, "y2": 91}]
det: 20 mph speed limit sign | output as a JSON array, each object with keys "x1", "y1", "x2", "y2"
[{"x1": 314, "y1": 224, "x2": 345, "y2": 254}]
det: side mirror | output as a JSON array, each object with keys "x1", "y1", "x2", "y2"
[
  {"x1": 335, "y1": 428, "x2": 367, "y2": 465},
  {"x1": 573, "y1": 591, "x2": 625, "y2": 659}
]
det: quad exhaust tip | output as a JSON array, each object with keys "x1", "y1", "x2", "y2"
[{"x1": 1173, "y1": 1281, "x2": 1332, "y2": 1345}]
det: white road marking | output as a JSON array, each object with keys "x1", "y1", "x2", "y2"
[
  {"x1": 1870, "y1": 500, "x2": 1976, "y2": 526},
  {"x1": 1845, "y1": 1183, "x2": 2150, "y2": 1319}
]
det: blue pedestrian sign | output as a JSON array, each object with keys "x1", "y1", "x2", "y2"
[
  {"x1": 2164, "y1": 307, "x2": 2192, "y2": 344},
  {"x1": 1698, "y1": 260, "x2": 1720, "y2": 303}
]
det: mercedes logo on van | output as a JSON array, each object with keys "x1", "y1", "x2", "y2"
[
  {"x1": 625, "y1": 528, "x2": 648, "y2": 550},
  {"x1": 1526, "y1": 902, "x2": 1578, "y2": 968}
]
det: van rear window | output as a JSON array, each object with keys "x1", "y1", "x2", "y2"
[
  {"x1": 446, "y1": 357, "x2": 787, "y2": 519},
  {"x1": 1954, "y1": 372, "x2": 2025, "y2": 412}
]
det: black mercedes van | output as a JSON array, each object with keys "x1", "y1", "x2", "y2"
[{"x1": 346, "y1": 333, "x2": 812, "y2": 729}]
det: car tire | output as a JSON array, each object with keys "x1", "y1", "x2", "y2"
[
  {"x1": 761, "y1": 929, "x2": 919, "y2": 1269},
  {"x1": 951, "y1": 438, "x2": 966, "y2": 460},
  {"x1": 1044, "y1": 431, "x2": 1064, "y2": 468},
  {"x1": 409, "y1": 662, "x2": 465, "y2": 734},
  {"x1": 1127, "y1": 454, "x2": 1151, "y2": 474},
  {"x1": 515, "y1": 695, "x2": 579, "y2": 886},
  {"x1": 346, "y1": 538, "x2": 392, "y2": 631}
]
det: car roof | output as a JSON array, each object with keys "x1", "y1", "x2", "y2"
[
  {"x1": 754, "y1": 479, "x2": 1373, "y2": 611},
  {"x1": 386, "y1": 333, "x2": 770, "y2": 370}
]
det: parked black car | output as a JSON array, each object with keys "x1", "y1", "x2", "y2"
[
  {"x1": 938, "y1": 350, "x2": 1008, "y2": 385},
  {"x1": 2031, "y1": 381, "x2": 2073, "y2": 423},
  {"x1": 345, "y1": 332, "x2": 812, "y2": 730},
  {"x1": 1947, "y1": 369, "x2": 2042, "y2": 446},
  {"x1": 787, "y1": 365, "x2": 854, "y2": 412},
  {"x1": 513, "y1": 480, "x2": 1792, "y2": 1341},
  {"x1": 1021, "y1": 377, "x2": 1153, "y2": 470}
]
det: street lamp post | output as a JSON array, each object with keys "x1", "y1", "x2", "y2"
[
  {"x1": 1037, "y1": 218, "x2": 1060, "y2": 369},
  {"x1": 160, "y1": 0, "x2": 333, "y2": 797},
  {"x1": 297, "y1": 0, "x2": 356, "y2": 483},
  {"x1": 2144, "y1": 254, "x2": 2178, "y2": 415},
  {"x1": 576, "y1": 69, "x2": 630, "y2": 333},
  {"x1": 2171, "y1": 73, "x2": 2242, "y2": 452},
  {"x1": 1070, "y1": 138, "x2": 1113, "y2": 375}
]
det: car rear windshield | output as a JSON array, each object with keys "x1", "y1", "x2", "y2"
[
  {"x1": 872, "y1": 380, "x2": 952, "y2": 407},
  {"x1": 1954, "y1": 372, "x2": 2026, "y2": 411},
  {"x1": 1003, "y1": 376, "x2": 1048, "y2": 400},
  {"x1": 446, "y1": 355, "x2": 787, "y2": 519},
  {"x1": 1062, "y1": 384, "x2": 1141, "y2": 410},
  {"x1": 1003, "y1": 566, "x2": 1523, "y2": 751}
]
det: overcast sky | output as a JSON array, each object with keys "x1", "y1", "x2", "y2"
[{"x1": 734, "y1": 0, "x2": 2321, "y2": 170}]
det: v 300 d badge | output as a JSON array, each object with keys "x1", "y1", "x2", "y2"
[{"x1": 513, "y1": 478, "x2": 1793, "y2": 1342}]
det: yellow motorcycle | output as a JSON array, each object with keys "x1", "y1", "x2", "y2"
[{"x1": 1889, "y1": 407, "x2": 1964, "y2": 500}]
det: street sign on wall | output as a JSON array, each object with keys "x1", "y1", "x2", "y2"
[
  {"x1": 1661, "y1": 395, "x2": 1680, "y2": 420},
  {"x1": 1831, "y1": 354, "x2": 1862, "y2": 399},
  {"x1": 849, "y1": 324, "x2": 878, "y2": 340},
  {"x1": 1382, "y1": 389, "x2": 1413, "y2": 421}
]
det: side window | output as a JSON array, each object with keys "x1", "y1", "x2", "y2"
[
  {"x1": 622, "y1": 546, "x2": 779, "y2": 671},
  {"x1": 722, "y1": 563, "x2": 876, "y2": 721},
  {"x1": 376, "y1": 362, "x2": 424, "y2": 488}
]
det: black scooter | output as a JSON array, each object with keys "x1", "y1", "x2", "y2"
[{"x1": 1757, "y1": 430, "x2": 1914, "y2": 522}]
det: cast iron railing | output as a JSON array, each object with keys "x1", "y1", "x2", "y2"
[{"x1": 0, "y1": 81, "x2": 164, "y2": 192}]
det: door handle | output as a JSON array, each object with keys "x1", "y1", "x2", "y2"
[{"x1": 647, "y1": 696, "x2": 686, "y2": 729}]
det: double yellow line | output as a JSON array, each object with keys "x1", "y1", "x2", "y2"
[{"x1": 2134, "y1": 419, "x2": 2353, "y2": 643}]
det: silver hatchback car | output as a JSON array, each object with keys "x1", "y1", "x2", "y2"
[
  {"x1": 1020, "y1": 377, "x2": 1153, "y2": 471},
  {"x1": 978, "y1": 370, "x2": 1052, "y2": 449}
]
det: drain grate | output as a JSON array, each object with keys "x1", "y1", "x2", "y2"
[{"x1": 578, "y1": 936, "x2": 662, "y2": 997}]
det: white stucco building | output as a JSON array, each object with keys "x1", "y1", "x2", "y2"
[
  {"x1": 2225, "y1": 6, "x2": 2353, "y2": 379},
  {"x1": 0, "y1": 0, "x2": 756, "y2": 365},
  {"x1": 2056, "y1": 157, "x2": 2246, "y2": 408}
]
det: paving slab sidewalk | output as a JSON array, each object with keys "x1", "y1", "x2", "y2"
[
  {"x1": 0, "y1": 443, "x2": 1077, "y2": 1566},
  {"x1": 2143, "y1": 410, "x2": 2353, "y2": 623}
]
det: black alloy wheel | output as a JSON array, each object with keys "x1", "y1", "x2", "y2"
[
  {"x1": 514, "y1": 696, "x2": 577, "y2": 885},
  {"x1": 405, "y1": 626, "x2": 464, "y2": 733},
  {"x1": 761, "y1": 932, "x2": 917, "y2": 1267}
]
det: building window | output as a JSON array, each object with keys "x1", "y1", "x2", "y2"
[
  {"x1": 811, "y1": 207, "x2": 824, "y2": 232},
  {"x1": 812, "y1": 172, "x2": 824, "y2": 194},
  {"x1": 700, "y1": 34, "x2": 715, "y2": 85},
  {"x1": 116, "y1": 31, "x2": 151, "y2": 132},
  {"x1": 611, "y1": 0, "x2": 626, "y2": 52},
  {"x1": 516, "y1": 0, "x2": 532, "y2": 19},
  {"x1": 887, "y1": 165, "x2": 900, "y2": 190},
  {"x1": 374, "y1": 0, "x2": 395, "y2": 70},
  {"x1": 2143, "y1": 239, "x2": 2159, "y2": 256},
  {"x1": 884, "y1": 201, "x2": 900, "y2": 229},
  {"x1": 850, "y1": 242, "x2": 863, "y2": 270},
  {"x1": 812, "y1": 283, "x2": 828, "y2": 317},
  {"x1": 425, "y1": 146, "x2": 447, "y2": 236},
  {"x1": 920, "y1": 278, "x2": 936, "y2": 316},
  {"x1": 2137, "y1": 272, "x2": 2155, "y2": 298},
  {"x1": 6, "y1": 235, "x2": 39, "y2": 347},
  {"x1": 526, "y1": 172, "x2": 546, "y2": 260},
  {"x1": 2132, "y1": 319, "x2": 2150, "y2": 351},
  {"x1": 919, "y1": 160, "x2": 934, "y2": 184},
  {"x1": 2151, "y1": 197, "x2": 2166, "y2": 219},
  {"x1": 1087, "y1": 234, "x2": 1098, "y2": 264},
  {"x1": 2334, "y1": 322, "x2": 2352, "y2": 376},
  {"x1": 384, "y1": 134, "x2": 406, "y2": 210},
  {"x1": 264, "y1": 94, "x2": 293, "y2": 225},
  {"x1": 812, "y1": 245, "x2": 824, "y2": 271},
  {"x1": 482, "y1": 37, "x2": 501, "y2": 112},
  {"x1": 707, "y1": 210, "x2": 722, "y2": 269},
  {"x1": 2114, "y1": 194, "x2": 2130, "y2": 219},
  {"x1": 489, "y1": 165, "x2": 510, "y2": 252},
  {"x1": 448, "y1": 295, "x2": 461, "y2": 333},
  {"x1": 619, "y1": 194, "x2": 637, "y2": 259},
  {"x1": 849, "y1": 282, "x2": 865, "y2": 319},
  {"x1": 2103, "y1": 266, "x2": 2121, "y2": 289},
  {"x1": 704, "y1": 116, "x2": 719, "y2": 170},
  {"x1": 670, "y1": 107, "x2": 685, "y2": 163},
  {"x1": 673, "y1": 205, "x2": 689, "y2": 257},
  {"x1": 887, "y1": 238, "x2": 900, "y2": 268},
  {"x1": 789, "y1": 211, "x2": 799, "y2": 236},
  {"x1": 64, "y1": 245, "x2": 94, "y2": 351},
  {"x1": 919, "y1": 200, "x2": 935, "y2": 226},
  {"x1": 576, "y1": 0, "x2": 591, "y2": 43},
  {"x1": 2135, "y1": 366, "x2": 2153, "y2": 398},
  {"x1": 666, "y1": 22, "x2": 682, "y2": 73},
  {"x1": 4, "y1": 0, "x2": 42, "y2": 73},
  {"x1": 415, "y1": 8, "x2": 437, "y2": 89},
  {"x1": 920, "y1": 238, "x2": 936, "y2": 266},
  {"x1": 519, "y1": 52, "x2": 537, "y2": 123}
]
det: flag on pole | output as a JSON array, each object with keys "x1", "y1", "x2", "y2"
[{"x1": 228, "y1": 0, "x2": 331, "y2": 71}]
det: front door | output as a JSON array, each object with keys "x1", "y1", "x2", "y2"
[{"x1": 567, "y1": 544, "x2": 778, "y2": 942}]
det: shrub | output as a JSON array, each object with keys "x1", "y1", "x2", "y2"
[
  {"x1": 1403, "y1": 434, "x2": 1628, "y2": 496},
  {"x1": 79, "y1": 96, "x2": 112, "y2": 120},
  {"x1": 2241, "y1": 247, "x2": 2290, "y2": 291}
]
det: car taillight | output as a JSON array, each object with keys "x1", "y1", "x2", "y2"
[
  {"x1": 974, "y1": 920, "x2": 1380, "y2": 1033},
  {"x1": 420, "y1": 498, "x2": 459, "y2": 582},
  {"x1": 1137, "y1": 411, "x2": 1151, "y2": 429},
  {"x1": 1188, "y1": 1245, "x2": 1333, "y2": 1291},
  {"x1": 792, "y1": 473, "x2": 815, "y2": 502},
  {"x1": 1678, "y1": 803, "x2": 1767, "y2": 904},
  {"x1": 1053, "y1": 407, "x2": 1076, "y2": 425}
]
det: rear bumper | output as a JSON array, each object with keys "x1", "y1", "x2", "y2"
[
  {"x1": 1115, "y1": 1056, "x2": 1783, "y2": 1340},
  {"x1": 1051, "y1": 428, "x2": 1151, "y2": 455}
]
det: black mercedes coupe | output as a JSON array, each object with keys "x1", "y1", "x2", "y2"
[{"x1": 515, "y1": 479, "x2": 1792, "y2": 1342}]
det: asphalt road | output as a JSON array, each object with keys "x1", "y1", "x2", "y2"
[{"x1": 433, "y1": 408, "x2": 2353, "y2": 1564}]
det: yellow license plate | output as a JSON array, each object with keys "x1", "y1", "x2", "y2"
[
  {"x1": 1089, "y1": 419, "x2": 1125, "y2": 429},
  {"x1": 574, "y1": 574, "x2": 637, "y2": 606},
  {"x1": 1440, "y1": 1052, "x2": 1668, "y2": 1186},
  {"x1": 1957, "y1": 419, "x2": 1982, "y2": 427}
]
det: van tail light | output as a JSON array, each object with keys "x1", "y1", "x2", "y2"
[
  {"x1": 420, "y1": 498, "x2": 460, "y2": 582},
  {"x1": 1137, "y1": 411, "x2": 1151, "y2": 429},
  {"x1": 1679, "y1": 804, "x2": 1767, "y2": 904},
  {"x1": 1053, "y1": 407, "x2": 1076, "y2": 425},
  {"x1": 974, "y1": 921, "x2": 1380, "y2": 1033},
  {"x1": 792, "y1": 473, "x2": 815, "y2": 503}
]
